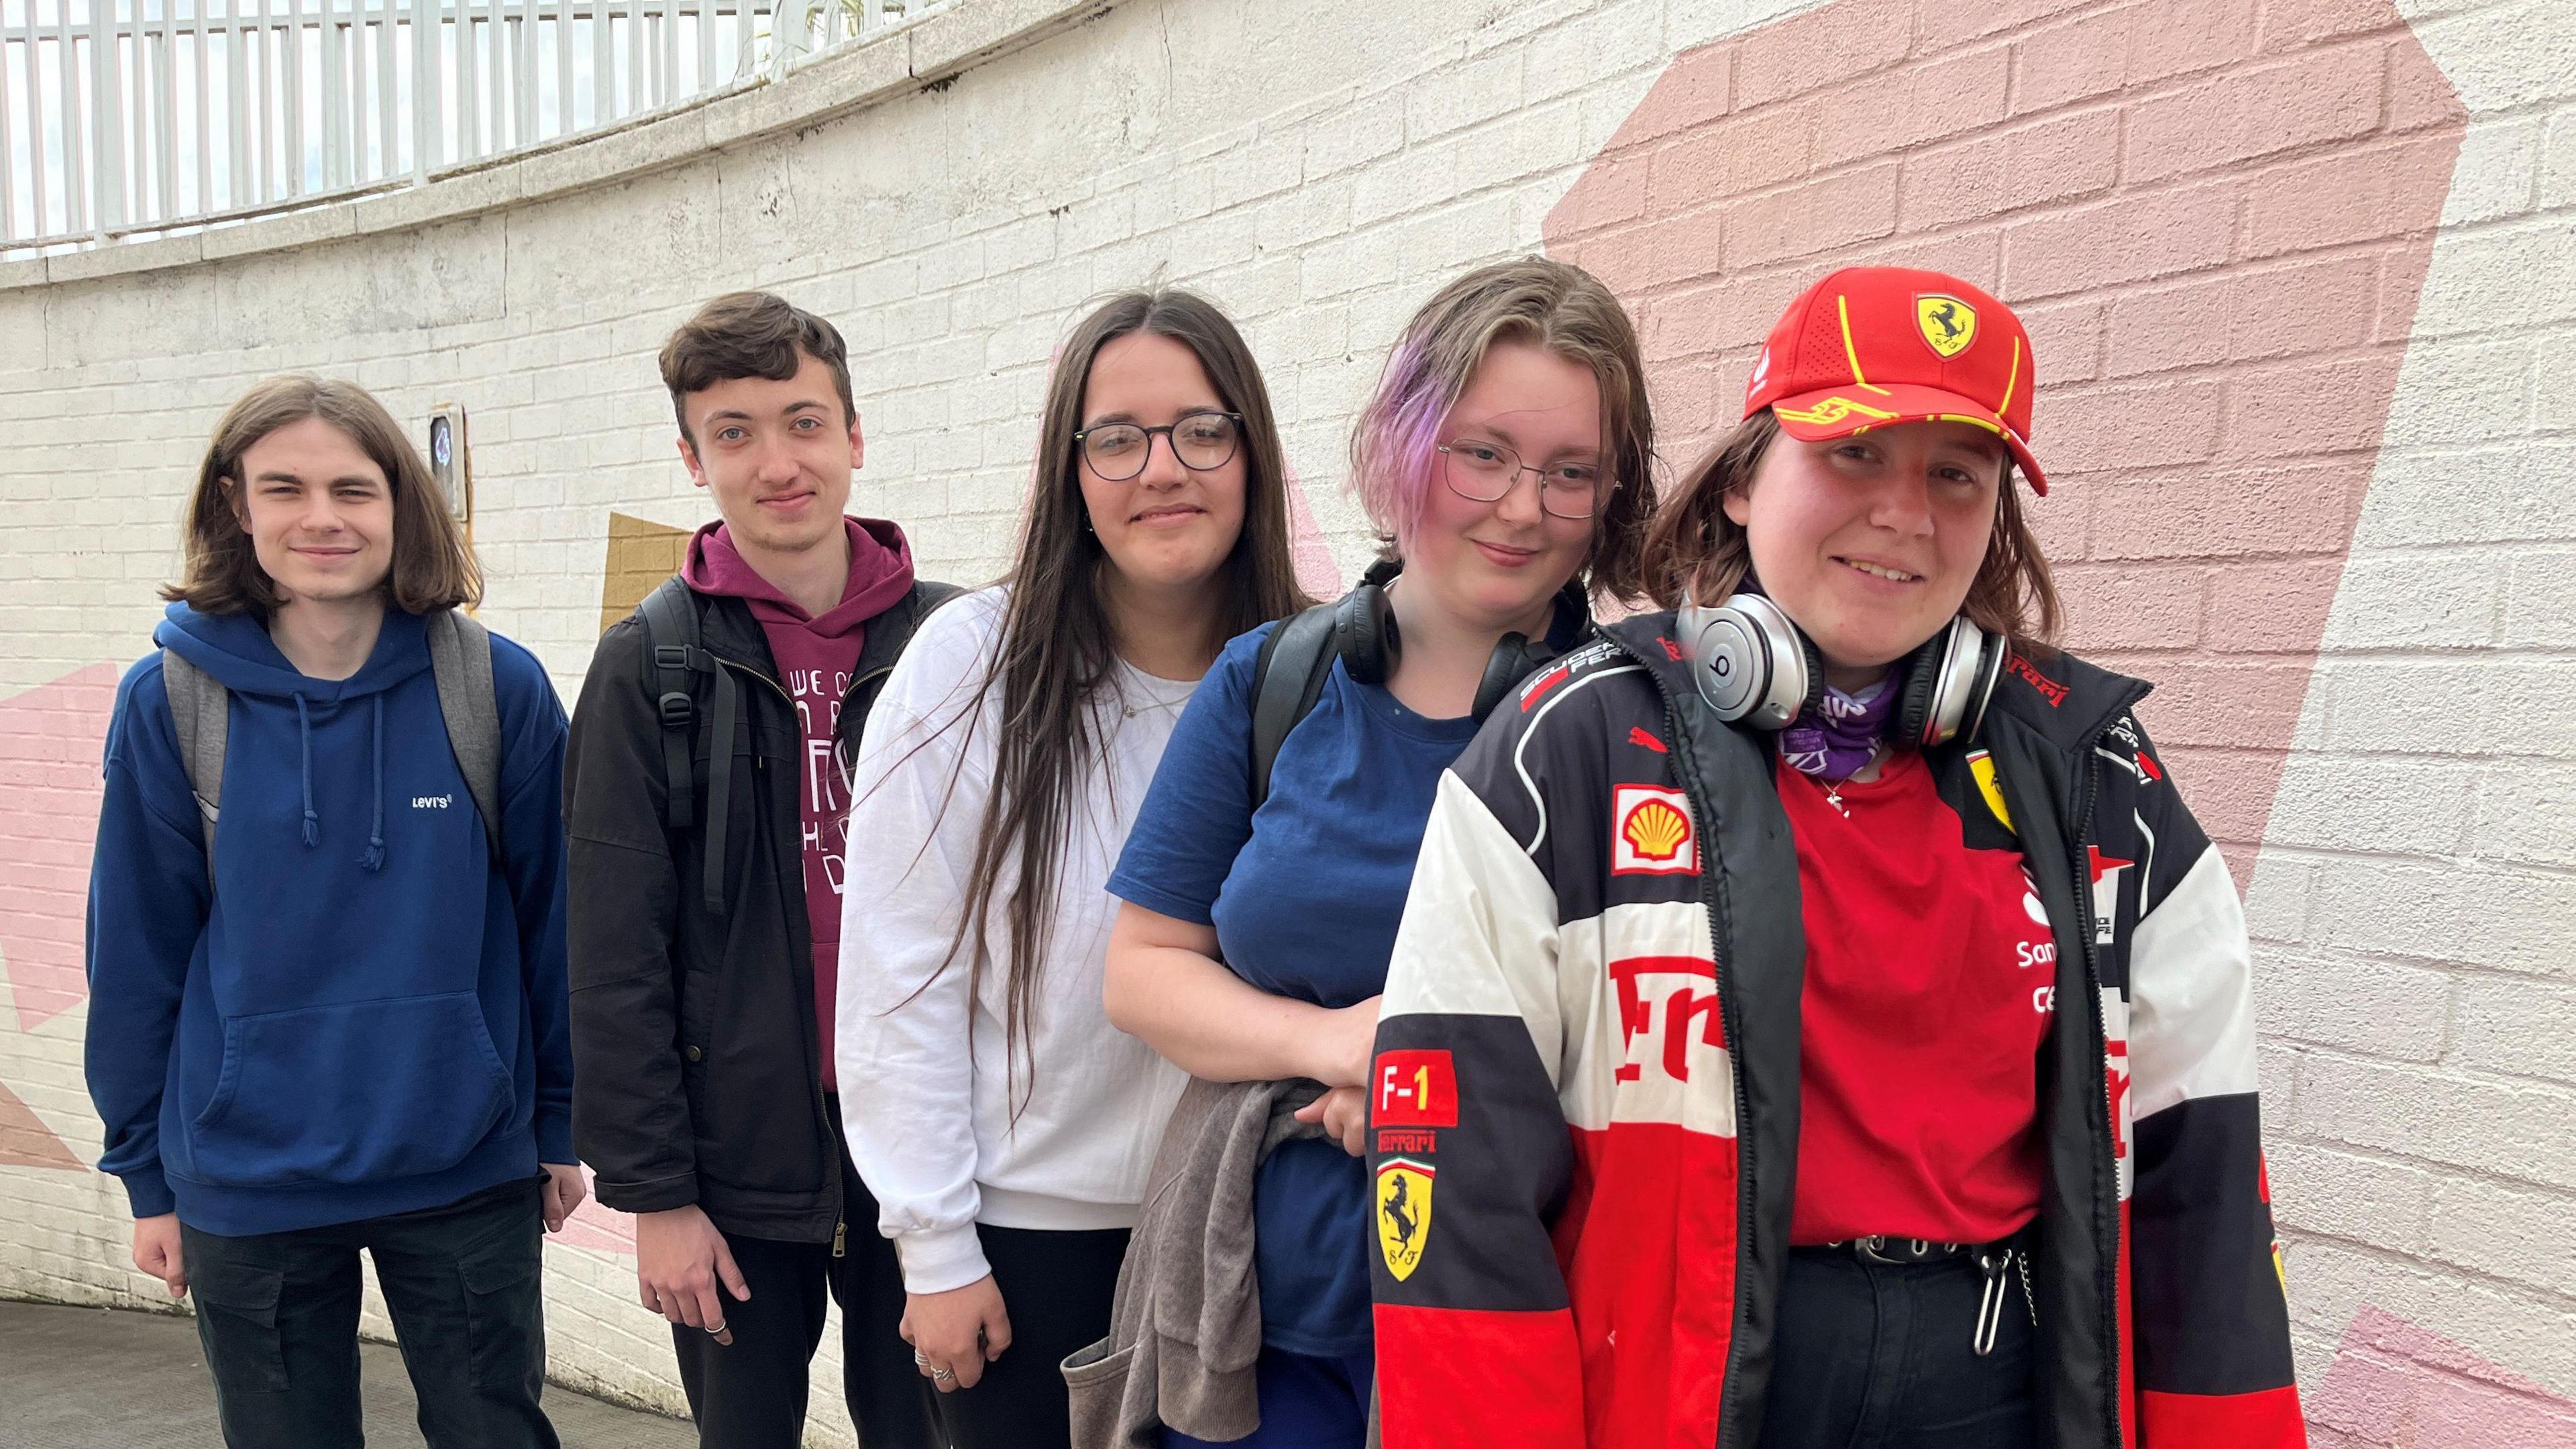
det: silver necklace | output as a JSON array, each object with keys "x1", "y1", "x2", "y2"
[{"x1": 1821, "y1": 749, "x2": 1888, "y2": 817}]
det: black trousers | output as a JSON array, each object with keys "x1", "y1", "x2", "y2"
[
  {"x1": 937, "y1": 1224, "x2": 1130, "y2": 1449},
  {"x1": 181, "y1": 1175, "x2": 558, "y2": 1449},
  {"x1": 669, "y1": 1108, "x2": 943, "y2": 1449},
  {"x1": 1755, "y1": 1244, "x2": 2037, "y2": 1449}
]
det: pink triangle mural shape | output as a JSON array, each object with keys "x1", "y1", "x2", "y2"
[{"x1": 0, "y1": 662, "x2": 122, "y2": 1033}]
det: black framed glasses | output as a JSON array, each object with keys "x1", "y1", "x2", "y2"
[
  {"x1": 1436, "y1": 437, "x2": 1612, "y2": 520},
  {"x1": 1074, "y1": 410, "x2": 1246, "y2": 481}
]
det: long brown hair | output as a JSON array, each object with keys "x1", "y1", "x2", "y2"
[
  {"x1": 925, "y1": 290, "x2": 1308, "y2": 1113},
  {"x1": 1347, "y1": 258, "x2": 1660, "y2": 603},
  {"x1": 163, "y1": 375, "x2": 481, "y2": 619},
  {"x1": 1642, "y1": 409, "x2": 2062, "y2": 652}
]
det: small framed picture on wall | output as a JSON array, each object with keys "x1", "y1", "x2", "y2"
[{"x1": 428, "y1": 404, "x2": 470, "y2": 521}]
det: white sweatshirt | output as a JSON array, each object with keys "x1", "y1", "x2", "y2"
[{"x1": 837, "y1": 587, "x2": 1193, "y2": 1295}]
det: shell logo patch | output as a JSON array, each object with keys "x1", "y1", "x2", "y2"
[
  {"x1": 1377, "y1": 1158, "x2": 1436, "y2": 1283},
  {"x1": 1968, "y1": 749, "x2": 2014, "y2": 833},
  {"x1": 1917, "y1": 294, "x2": 1978, "y2": 359},
  {"x1": 1613, "y1": 785, "x2": 1698, "y2": 875}
]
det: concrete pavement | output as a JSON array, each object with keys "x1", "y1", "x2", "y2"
[{"x1": 0, "y1": 1299, "x2": 698, "y2": 1447}]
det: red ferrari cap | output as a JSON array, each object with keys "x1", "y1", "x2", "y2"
[{"x1": 1743, "y1": 267, "x2": 2047, "y2": 494}]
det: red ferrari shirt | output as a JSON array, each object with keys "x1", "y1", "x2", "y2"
[{"x1": 1775, "y1": 750, "x2": 2055, "y2": 1245}]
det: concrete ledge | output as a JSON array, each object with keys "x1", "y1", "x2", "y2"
[
  {"x1": 200, "y1": 203, "x2": 362, "y2": 261},
  {"x1": 0, "y1": 0, "x2": 1113, "y2": 292}
]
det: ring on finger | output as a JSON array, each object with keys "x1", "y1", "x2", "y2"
[{"x1": 930, "y1": 1365, "x2": 956, "y2": 1383}]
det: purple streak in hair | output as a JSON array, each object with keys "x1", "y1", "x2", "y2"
[{"x1": 1355, "y1": 332, "x2": 1452, "y2": 557}]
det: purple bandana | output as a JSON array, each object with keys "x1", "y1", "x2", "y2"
[{"x1": 1779, "y1": 674, "x2": 1899, "y2": 783}]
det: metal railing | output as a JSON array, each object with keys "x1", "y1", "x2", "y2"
[{"x1": 1, "y1": 0, "x2": 936, "y2": 252}]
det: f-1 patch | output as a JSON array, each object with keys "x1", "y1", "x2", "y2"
[
  {"x1": 1377, "y1": 1157, "x2": 1436, "y2": 1283},
  {"x1": 1612, "y1": 784, "x2": 1698, "y2": 875},
  {"x1": 1374, "y1": 1049, "x2": 1458, "y2": 1128}
]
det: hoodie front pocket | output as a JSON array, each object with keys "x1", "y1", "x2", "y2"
[{"x1": 189, "y1": 991, "x2": 514, "y2": 1189}]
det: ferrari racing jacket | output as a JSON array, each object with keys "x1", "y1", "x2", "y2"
[{"x1": 1366, "y1": 613, "x2": 2303, "y2": 1449}]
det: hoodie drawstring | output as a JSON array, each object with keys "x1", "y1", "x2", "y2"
[
  {"x1": 292, "y1": 694, "x2": 388, "y2": 871},
  {"x1": 360, "y1": 694, "x2": 386, "y2": 873},
  {"x1": 294, "y1": 694, "x2": 321, "y2": 849}
]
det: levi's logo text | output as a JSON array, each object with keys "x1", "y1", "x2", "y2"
[
  {"x1": 1377, "y1": 1159, "x2": 1435, "y2": 1283},
  {"x1": 1612, "y1": 785, "x2": 1698, "y2": 875},
  {"x1": 1375, "y1": 1050, "x2": 1458, "y2": 1128},
  {"x1": 411, "y1": 794, "x2": 452, "y2": 810},
  {"x1": 1916, "y1": 294, "x2": 1978, "y2": 358}
]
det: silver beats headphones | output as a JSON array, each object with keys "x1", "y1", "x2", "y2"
[{"x1": 1677, "y1": 588, "x2": 2006, "y2": 749}]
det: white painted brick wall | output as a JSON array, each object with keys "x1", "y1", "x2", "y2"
[{"x1": 2, "y1": 0, "x2": 2571, "y2": 1442}]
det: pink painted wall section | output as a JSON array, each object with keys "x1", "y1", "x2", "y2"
[
  {"x1": 1544, "y1": 0, "x2": 2465, "y2": 883},
  {"x1": 0, "y1": 1080, "x2": 82, "y2": 1171},
  {"x1": 555, "y1": 1168, "x2": 639, "y2": 1255},
  {"x1": 0, "y1": 663, "x2": 121, "y2": 1034},
  {"x1": 2311, "y1": 1307, "x2": 2576, "y2": 1448},
  {"x1": 1285, "y1": 469, "x2": 1346, "y2": 600}
]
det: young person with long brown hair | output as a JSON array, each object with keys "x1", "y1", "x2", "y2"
[
  {"x1": 1097, "y1": 258, "x2": 1659, "y2": 1448},
  {"x1": 86, "y1": 376, "x2": 580, "y2": 1448},
  {"x1": 835, "y1": 289, "x2": 1309, "y2": 1448},
  {"x1": 1366, "y1": 268, "x2": 2302, "y2": 1449}
]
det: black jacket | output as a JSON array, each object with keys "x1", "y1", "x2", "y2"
[{"x1": 565, "y1": 578, "x2": 954, "y2": 1243}]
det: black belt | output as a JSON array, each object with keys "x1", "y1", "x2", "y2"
[
  {"x1": 1807, "y1": 1234, "x2": 2004, "y2": 1264},
  {"x1": 1799, "y1": 1231, "x2": 2037, "y2": 1355}
]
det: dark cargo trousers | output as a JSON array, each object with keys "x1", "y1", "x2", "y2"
[{"x1": 180, "y1": 1175, "x2": 559, "y2": 1449}]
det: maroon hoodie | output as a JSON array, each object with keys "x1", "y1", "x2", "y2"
[{"x1": 683, "y1": 516, "x2": 916, "y2": 1091}]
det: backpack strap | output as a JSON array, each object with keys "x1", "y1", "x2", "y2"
[
  {"x1": 162, "y1": 649, "x2": 227, "y2": 877},
  {"x1": 423, "y1": 609, "x2": 505, "y2": 863},
  {"x1": 636, "y1": 578, "x2": 706, "y2": 834},
  {"x1": 1248, "y1": 602, "x2": 1340, "y2": 809},
  {"x1": 636, "y1": 576, "x2": 738, "y2": 916}
]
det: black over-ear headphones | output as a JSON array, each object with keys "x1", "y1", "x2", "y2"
[
  {"x1": 1675, "y1": 586, "x2": 2006, "y2": 750},
  {"x1": 1335, "y1": 559, "x2": 1593, "y2": 722}
]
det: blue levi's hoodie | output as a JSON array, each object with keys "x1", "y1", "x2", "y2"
[{"x1": 84, "y1": 602, "x2": 576, "y2": 1236}]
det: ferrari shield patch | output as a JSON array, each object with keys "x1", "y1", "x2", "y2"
[
  {"x1": 1968, "y1": 749, "x2": 2014, "y2": 833},
  {"x1": 1916, "y1": 294, "x2": 1978, "y2": 358},
  {"x1": 1376, "y1": 1157, "x2": 1436, "y2": 1283}
]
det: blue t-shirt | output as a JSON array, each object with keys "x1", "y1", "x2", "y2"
[{"x1": 1108, "y1": 621, "x2": 1483, "y2": 1358}]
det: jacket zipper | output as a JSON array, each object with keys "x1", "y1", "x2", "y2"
[
  {"x1": 712, "y1": 653, "x2": 796, "y2": 710},
  {"x1": 708, "y1": 648, "x2": 845, "y2": 1239},
  {"x1": 1615, "y1": 635, "x2": 1762, "y2": 1449},
  {"x1": 1674, "y1": 691, "x2": 1760, "y2": 1449},
  {"x1": 832, "y1": 664, "x2": 894, "y2": 780},
  {"x1": 2063, "y1": 746, "x2": 2126, "y2": 1449},
  {"x1": 833, "y1": 1220, "x2": 847, "y2": 1258}
]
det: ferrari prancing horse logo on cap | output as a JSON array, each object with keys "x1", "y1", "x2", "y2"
[{"x1": 1916, "y1": 295, "x2": 1978, "y2": 359}]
